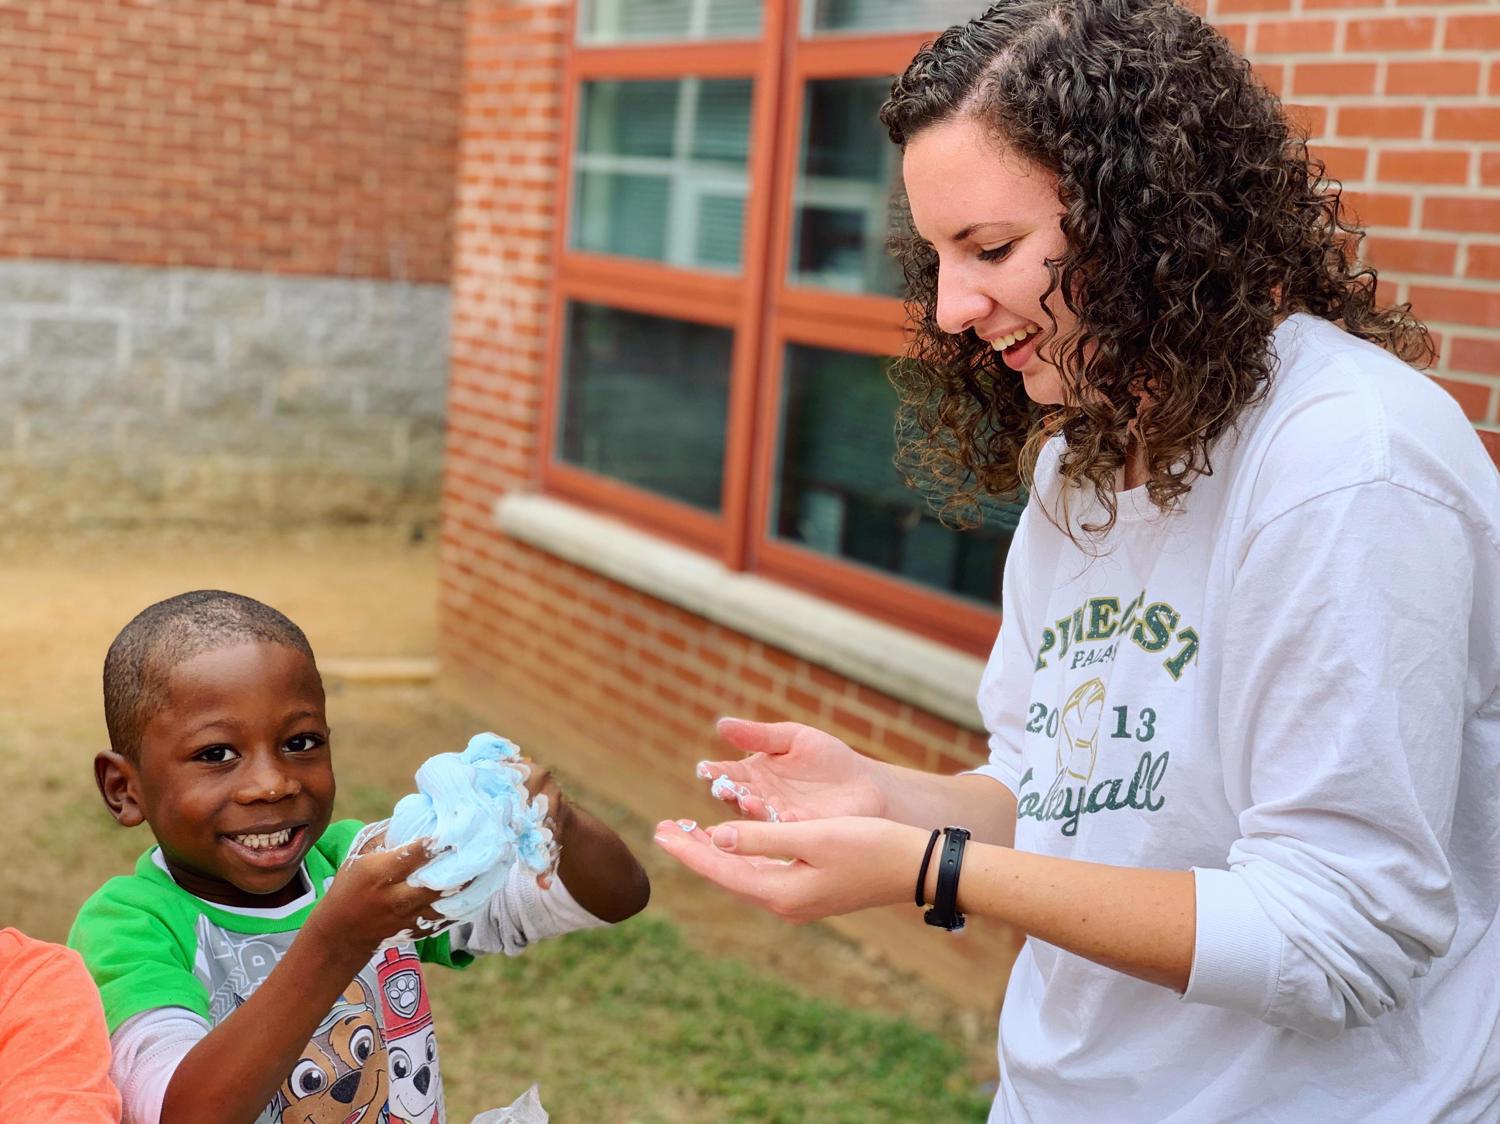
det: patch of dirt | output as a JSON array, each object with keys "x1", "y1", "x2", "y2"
[{"x1": 0, "y1": 526, "x2": 997, "y2": 1070}]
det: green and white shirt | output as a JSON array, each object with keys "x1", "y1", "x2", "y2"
[
  {"x1": 69, "y1": 819, "x2": 604, "y2": 1124},
  {"x1": 973, "y1": 316, "x2": 1500, "y2": 1122}
]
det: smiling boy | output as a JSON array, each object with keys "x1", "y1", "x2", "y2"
[{"x1": 69, "y1": 590, "x2": 650, "y2": 1124}]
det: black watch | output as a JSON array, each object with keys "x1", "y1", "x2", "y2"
[{"x1": 923, "y1": 826, "x2": 970, "y2": 932}]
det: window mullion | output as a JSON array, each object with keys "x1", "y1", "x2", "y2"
[
  {"x1": 718, "y1": 0, "x2": 795, "y2": 572},
  {"x1": 666, "y1": 79, "x2": 700, "y2": 269}
]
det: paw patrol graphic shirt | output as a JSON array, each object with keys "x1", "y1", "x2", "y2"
[
  {"x1": 971, "y1": 317, "x2": 1500, "y2": 1123},
  {"x1": 70, "y1": 819, "x2": 606, "y2": 1124}
]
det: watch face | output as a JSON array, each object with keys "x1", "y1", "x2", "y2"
[{"x1": 923, "y1": 907, "x2": 966, "y2": 931}]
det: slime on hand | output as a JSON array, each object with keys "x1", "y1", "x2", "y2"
[
  {"x1": 709, "y1": 774, "x2": 744, "y2": 802},
  {"x1": 375, "y1": 732, "x2": 558, "y2": 925},
  {"x1": 707, "y1": 771, "x2": 781, "y2": 823}
]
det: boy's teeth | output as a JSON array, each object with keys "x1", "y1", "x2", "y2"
[
  {"x1": 992, "y1": 324, "x2": 1039, "y2": 351},
  {"x1": 234, "y1": 828, "x2": 293, "y2": 850}
]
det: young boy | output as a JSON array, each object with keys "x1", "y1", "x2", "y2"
[{"x1": 69, "y1": 590, "x2": 650, "y2": 1124}]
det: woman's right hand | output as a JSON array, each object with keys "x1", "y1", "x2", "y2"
[
  {"x1": 306, "y1": 838, "x2": 446, "y2": 960},
  {"x1": 695, "y1": 718, "x2": 889, "y2": 823}
]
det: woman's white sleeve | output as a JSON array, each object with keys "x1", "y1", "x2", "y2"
[
  {"x1": 969, "y1": 511, "x2": 1038, "y2": 794},
  {"x1": 109, "y1": 1007, "x2": 209, "y2": 1124},
  {"x1": 447, "y1": 863, "x2": 608, "y2": 957},
  {"x1": 1183, "y1": 481, "x2": 1475, "y2": 1038}
]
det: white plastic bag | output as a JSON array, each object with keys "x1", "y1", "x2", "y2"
[{"x1": 469, "y1": 1084, "x2": 548, "y2": 1123}]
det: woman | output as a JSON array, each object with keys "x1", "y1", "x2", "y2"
[{"x1": 654, "y1": 1, "x2": 1500, "y2": 1119}]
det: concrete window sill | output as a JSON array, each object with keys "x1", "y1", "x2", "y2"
[{"x1": 494, "y1": 493, "x2": 987, "y2": 732}]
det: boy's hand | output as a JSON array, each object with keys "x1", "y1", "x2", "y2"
[
  {"x1": 522, "y1": 762, "x2": 650, "y2": 922},
  {"x1": 307, "y1": 839, "x2": 446, "y2": 960}
]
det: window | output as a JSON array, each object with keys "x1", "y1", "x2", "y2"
[
  {"x1": 573, "y1": 79, "x2": 754, "y2": 270},
  {"x1": 559, "y1": 302, "x2": 733, "y2": 510},
  {"x1": 790, "y1": 77, "x2": 903, "y2": 295},
  {"x1": 774, "y1": 343, "x2": 1014, "y2": 605},
  {"x1": 542, "y1": 0, "x2": 1010, "y2": 653},
  {"x1": 579, "y1": 0, "x2": 764, "y2": 44}
]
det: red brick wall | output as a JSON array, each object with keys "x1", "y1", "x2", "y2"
[
  {"x1": 0, "y1": 1, "x2": 463, "y2": 282},
  {"x1": 1206, "y1": 1, "x2": 1500, "y2": 423},
  {"x1": 439, "y1": 0, "x2": 1500, "y2": 1002}
]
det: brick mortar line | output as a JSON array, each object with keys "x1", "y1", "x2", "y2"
[
  {"x1": 1430, "y1": 323, "x2": 1500, "y2": 340},
  {"x1": 1238, "y1": 4, "x2": 1499, "y2": 16},
  {"x1": 1284, "y1": 92, "x2": 1497, "y2": 101}
]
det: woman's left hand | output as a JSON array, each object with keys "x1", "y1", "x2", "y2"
[{"x1": 653, "y1": 815, "x2": 933, "y2": 923}]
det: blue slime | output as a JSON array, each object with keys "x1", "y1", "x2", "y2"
[{"x1": 384, "y1": 732, "x2": 556, "y2": 920}]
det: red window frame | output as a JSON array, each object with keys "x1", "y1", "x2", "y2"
[{"x1": 536, "y1": 1, "x2": 1002, "y2": 655}]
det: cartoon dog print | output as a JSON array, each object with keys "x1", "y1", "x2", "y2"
[
  {"x1": 377, "y1": 946, "x2": 443, "y2": 1124},
  {"x1": 270, "y1": 972, "x2": 389, "y2": 1124}
]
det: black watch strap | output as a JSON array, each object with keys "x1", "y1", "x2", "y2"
[
  {"x1": 914, "y1": 828, "x2": 941, "y2": 907},
  {"x1": 923, "y1": 826, "x2": 970, "y2": 932}
]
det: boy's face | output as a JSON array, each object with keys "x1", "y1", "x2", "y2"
[{"x1": 125, "y1": 641, "x2": 336, "y2": 908}]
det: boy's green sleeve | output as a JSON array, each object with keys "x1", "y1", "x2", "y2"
[
  {"x1": 316, "y1": 818, "x2": 367, "y2": 867},
  {"x1": 68, "y1": 879, "x2": 207, "y2": 1035},
  {"x1": 416, "y1": 928, "x2": 474, "y2": 970}
]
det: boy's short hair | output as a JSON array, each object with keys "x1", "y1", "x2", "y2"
[{"x1": 103, "y1": 590, "x2": 317, "y2": 760}]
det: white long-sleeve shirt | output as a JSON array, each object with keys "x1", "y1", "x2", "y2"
[{"x1": 972, "y1": 314, "x2": 1500, "y2": 1121}]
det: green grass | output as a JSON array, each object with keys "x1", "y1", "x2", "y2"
[{"x1": 429, "y1": 916, "x2": 991, "y2": 1123}]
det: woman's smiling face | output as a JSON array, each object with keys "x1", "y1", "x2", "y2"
[{"x1": 902, "y1": 115, "x2": 1077, "y2": 406}]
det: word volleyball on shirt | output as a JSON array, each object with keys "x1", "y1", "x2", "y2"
[{"x1": 1019, "y1": 590, "x2": 1200, "y2": 839}]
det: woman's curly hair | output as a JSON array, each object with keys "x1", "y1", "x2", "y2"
[{"x1": 880, "y1": 0, "x2": 1433, "y2": 536}]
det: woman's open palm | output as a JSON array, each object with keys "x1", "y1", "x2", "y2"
[{"x1": 696, "y1": 718, "x2": 887, "y2": 822}]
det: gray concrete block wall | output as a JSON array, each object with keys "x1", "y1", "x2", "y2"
[{"x1": 0, "y1": 260, "x2": 450, "y2": 528}]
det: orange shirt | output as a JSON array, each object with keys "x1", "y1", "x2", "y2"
[{"x1": 0, "y1": 928, "x2": 121, "y2": 1122}]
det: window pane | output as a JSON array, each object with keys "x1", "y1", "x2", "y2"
[
  {"x1": 806, "y1": 0, "x2": 981, "y2": 35},
  {"x1": 774, "y1": 344, "x2": 1019, "y2": 605},
  {"x1": 559, "y1": 303, "x2": 733, "y2": 512},
  {"x1": 573, "y1": 79, "x2": 752, "y2": 272},
  {"x1": 580, "y1": 0, "x2": 762, "y2": 44},
  {"x1": 789, "y1": 78, "x2": 903, "y2": 296}
]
